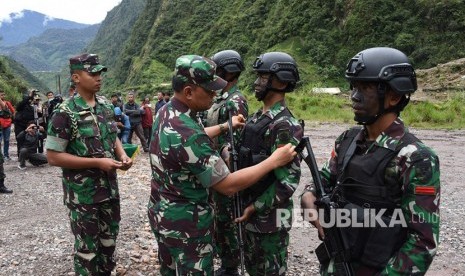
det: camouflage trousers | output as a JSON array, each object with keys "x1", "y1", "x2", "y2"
[
  {"x1": 67, "y1": 200, "x2": 121, "y2": 276},
  {"x1": 152, "y1": 231, "x2": 214, "y2": 276},
  {"x1": 244, "y1": 229, "x2": 289, "y2": 276},
  {"x1": 214, "y1": 192, "x2": 240, "y2": 269}
]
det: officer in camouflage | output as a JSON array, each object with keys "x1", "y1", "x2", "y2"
[
  {"x1": 205, "y1": 50, "x2": 248, "y2": 276},
  {"x1": 301, "y1": 47, "x2": 440, "y2": 275},
  {"x1": 233, "y1": 52, "x2": 303, "y2": 275},
  {"x1": 46, "y1": 53, "x2": 133, "y2": 276},
  {"x1": 147, "y1": 54, "x2": 297, "y2": 276}
]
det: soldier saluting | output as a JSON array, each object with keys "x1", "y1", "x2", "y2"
[{"x1": 147, "y1": 55, "x2": 296, "y2": 275}]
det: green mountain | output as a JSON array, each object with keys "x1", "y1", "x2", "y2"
[
  {"x1": 99, "y1": 0, "x2": 465, "y2": 96},
  {"x1": 0, "y1": 0, "x2": 146, "y2": 97},
  {"x1": 0, "y1": 55, "x2": 47, "y2": 104},
  {"x1": 85, "y1": 0, "x2": 147, "y2": 72},
  {"x1": 6, "y1": 25, "x2": 100, "y2": 72}
]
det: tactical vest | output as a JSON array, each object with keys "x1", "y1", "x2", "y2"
[
  {"x1": 238, "y1": 108, "x2": 293, "y2": 203},
  {"x1": 333, "y1": 127, "x2": 419, "y2": 268},
  {"x1": 205, "y1": 91, "x2": 240, "y2": 148}
]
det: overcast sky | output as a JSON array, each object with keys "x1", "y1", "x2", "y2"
[{"x1": 0, "y1": 0, "x2": 122, "y2": 25}]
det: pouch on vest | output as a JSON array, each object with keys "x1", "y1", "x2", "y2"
[
  {"x1": 339, "y1": 202, "x2": 406, "y2": 269},
  {"x1": 238, "y1": 146, "x2": 252, "y2": 170}
]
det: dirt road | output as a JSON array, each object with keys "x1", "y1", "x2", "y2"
[{"x1": 0, "y1": 123, "x2": 463, "y2": 275}]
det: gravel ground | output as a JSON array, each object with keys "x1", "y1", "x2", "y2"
[{"x1": 0, "y1": 122, "x2": 463, "y2": 275}]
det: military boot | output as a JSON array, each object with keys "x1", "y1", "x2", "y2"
[{"x1": 0, "y1": 179, "x2": 12, "y2": 194}]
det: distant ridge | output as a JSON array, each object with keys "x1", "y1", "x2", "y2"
[{"x1": 0, "y1": 10, "x2": 90, "y2": 46}]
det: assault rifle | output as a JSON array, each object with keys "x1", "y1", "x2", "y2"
[
  {"x1": 296, "y1": 137, "x2": 354, "y2": 276},
  {"x1": 226, "y1": 105, "x2": 246, "y2": 276}
]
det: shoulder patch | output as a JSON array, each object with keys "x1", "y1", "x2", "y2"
[{"x1": 414, "y1": 186, "x2": 437, "y2": 196}]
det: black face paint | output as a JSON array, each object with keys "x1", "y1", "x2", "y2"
[
  {"x1": 350, "y1": 85, "x2": 380, "y2": 125},
  {"x1": 252, "y1": 75, "x2": 268, "y2": 101}
]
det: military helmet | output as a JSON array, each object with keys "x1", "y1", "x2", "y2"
[
  {"x1": 211, "y1": 50, "x2": 244, "y2": 73},
  {"x1": 253, "y1": 52, "x2": 299, "y2": 88},
  {"x1": 345, "y1": 47, "x2": 417, "y2": 95}
]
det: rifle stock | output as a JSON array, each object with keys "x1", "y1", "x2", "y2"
[
  {"x1": 227, "y1": 108, "x2": 246, "y2": 276},
  {"x1": 296, "y1": 137, "x2": 354, "y2": 276}
]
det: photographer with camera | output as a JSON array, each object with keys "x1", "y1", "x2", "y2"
[
  {"x1": 14, "y1": 89, "x2": 44, "y2": 156},
  {"x1": 16, "y1": 121, "x2": 48, "y2": 170},
  {"x1": 0, "y1": 89, "x2": 15, "y2": 161}
]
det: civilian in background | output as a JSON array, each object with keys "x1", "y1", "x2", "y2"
[
  {"x1": 154, "y1": 92, "x2": 166, "y2": 114},
  {"x1": 141, "y1": 96, "x2": 153, "y2": 144},
  {"x1": 124, "y1": 92, "x2": 149, "y2": 152},
  {"x1": 0, "y1": 90, "x2": 15, "y2": 160},
  {"x1": 114, "y1": 107, "x2": 131, "y2": 144},
  {"x1": 14, "y1": 90, "x2": 41, "y2": 156},
  {"x1": 17, "y1": 121, "x2": 48, "y2": 170}
]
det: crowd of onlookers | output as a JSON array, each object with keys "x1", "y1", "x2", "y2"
[
  {"x1": 110, "y1": 91, "x2": 170, "y2": 151},
  {"x1": 0, "y1": 88, "x2": 170, "y2": 171},
  {"x1": 0, "y1": 86, "x2": 168, "y2": 193}
]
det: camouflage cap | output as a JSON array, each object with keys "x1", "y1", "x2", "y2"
[
  {"x1": 173, "y1": 55, "x2": 227, "y2": 93},
  {"x1": 69, "y1": 53, "x2": 107, "y2": 73}
]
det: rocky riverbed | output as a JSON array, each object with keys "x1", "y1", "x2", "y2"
[{"x1": 0, "y1": 123, "x2": 463, "y2": 275}]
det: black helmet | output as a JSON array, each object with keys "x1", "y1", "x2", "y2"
[
  {"x1": 253, "y1": 52, "x2": 300, "y2": 91},
  {"x1": 211, "y1": 50, "x2": 244, "y2": 74},
  {"x1": 345, "y1": 47, "x2": 417, "y2": 95}
]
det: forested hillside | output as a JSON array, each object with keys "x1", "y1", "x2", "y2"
[
  {"x1": 100, "y1": 0, "x2": 465, "y2": 95},
  {"x1": 2, "y1": 0, "x2": 465, "y2": 101},
  {"x1": 0, "y1": 56, "x2": 47, "y2": 104},
  {"x1": 7, "y1": 25, "x2": 100, "y2": 72}
]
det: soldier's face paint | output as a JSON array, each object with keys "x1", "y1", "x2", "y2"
[
  {"x1": 350, "y1": 81, "x2": 380, "y2": 124},
  {"x1": 254, "y1": 73, "x2": 271, "y2": 101}
]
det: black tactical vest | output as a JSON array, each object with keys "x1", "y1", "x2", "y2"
[
  {"x1": 332, "y1": 127, "x2": 420, "y2": 268},
  {"x1": 238, "y1": 108, "x2": 293, "y2": 202}
]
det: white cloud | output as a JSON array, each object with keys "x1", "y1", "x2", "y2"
[
  {"x1": 43, "y1": 15, "x2": 55, "y2": 26},
  {"x1": 0, "y1": 0, "x2": 122, "y2": 25}
]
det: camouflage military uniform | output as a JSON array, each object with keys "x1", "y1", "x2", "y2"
[
  {"x1": 148, "y1": 96, "x2": 231, "y2": 275},
  {"x1": 240, "y1": 100, "x2": 302, "y2": 275},
  {"x1": 316, "y1": 118, "x2": 440, "y2": 275},
  {"x1": 46, "y1": 94, "x2": 121, "y2": 276},
  {"x1": 204, "y1": 85, "x2": 248, "y2": 270}
]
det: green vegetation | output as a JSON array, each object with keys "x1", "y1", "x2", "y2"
[
  {"x1": 2, "y1": 0, "x2": 465, "y2": 129},
  {"x1": 243, "y1": 90, "x2": 465, "y2": 130},
  {"x1": 105, "y1": 0, "x2": 465, "y2": 94},
  {"x1": 403, "y1": 92, "x2": 465, "y2": 129},
  {"x1": 0, "y1": 56, "x2": 47, "y2": 104}
]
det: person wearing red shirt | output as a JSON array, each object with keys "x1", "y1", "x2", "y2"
[
  {"x1": 0, "y1": 90, "x2": 15, "y2": 160},
  {"x1": 141, "y1": 96, "x2": 154, "y2": 144}
]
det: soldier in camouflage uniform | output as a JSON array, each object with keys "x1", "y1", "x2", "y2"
[
  {"x1": 46, "y1": 53, "x2": 133, "y2": 276},
  {"x1": 301, "y1": 47, "x2": 440, "y2": 275},
  {"x1": 147, "y1": 54, "x2": 297, "y2": 276},
  {"x1": 233, "y1": 52, "x2": 303, "y2": 275},
  {"x1": 204, "y1": 50, "x2": 248, "y2": 276}
]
